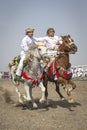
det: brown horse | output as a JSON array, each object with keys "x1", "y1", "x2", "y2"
[{"x1": 43, "y1": 35, "x2": 78, "y2": 103}]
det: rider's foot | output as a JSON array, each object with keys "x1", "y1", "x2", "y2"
[
  {"x1": 14, "y1": 75, "x2": 21, "y2": 81},
  {"x1": 52, "y1": 74, "x2": 57, "y2": 80},
  {"x1": 44, "y1": 66, "x2": 48, "y2": 72},
  {"x1": 15, "y1": 80, "x2": 20, "y2": 86},
  {"x1": 54, "y1": 75, "x2": 57, "y2": 80},
  {"x1": 14, "y1": 75, "x2": 24, "y2": 83}
]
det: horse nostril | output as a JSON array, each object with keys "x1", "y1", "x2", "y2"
[
  {"x1": 44, "y1": 56, "x2": 47, "y2": 58},
  {"x1": 73, "y1": 46, "x2": 77, "y2": 52}
]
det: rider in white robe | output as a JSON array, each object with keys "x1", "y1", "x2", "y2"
[
  {"x1": 15, "y1": 27, "x2": 62, "y2": 81},
  {"x1": 36, "y1": 28, "x2": 63, "y2": 72},
  {"x1": 15, "y1": 28, "x2": 45, "y2": 80}
]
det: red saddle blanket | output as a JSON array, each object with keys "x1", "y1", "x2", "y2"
[
  {"x1": 22, "y1": 72, "x2": 43, "y2": 85},
  {"x1": 47, "y1": 62, "x2": 72, "y2": 80}
]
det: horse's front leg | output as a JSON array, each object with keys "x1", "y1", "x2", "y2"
[
  {"x1": 68, "y1": 80, "x2": 76, "y2": 92},
  {"x1": 54, "y1": 80, "x2": 65, "y2": 100},
  {"x1": 38, "y1": 82, "x2": 46, "y2": 103},
  {"x1": 24, "y1": 82, "x2": 32, "y2": 101},
  {"x1": 24, "y1": 82, "x2": 38, "y2": 108},
  {"x1": 59, "y1": 77, "x2": 74, "y2": 103}
]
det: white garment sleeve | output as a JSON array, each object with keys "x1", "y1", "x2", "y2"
[
  {"x1": 58, "y1": 36, "x2": 63, "y2": 44},
  {"x1": 35, "y1": 37, "x2": 47, "y2": 42},
  {"x1": 20, "y1": 39, "x2": 29, "y2": 52}
]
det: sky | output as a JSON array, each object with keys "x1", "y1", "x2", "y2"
[{"x1": 0, "y1": 0, "x2": 87, "y2": 71}]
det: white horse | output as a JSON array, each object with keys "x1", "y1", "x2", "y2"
[{"x1": 9, "y1": 44, "x2": 48, "y2": 108}]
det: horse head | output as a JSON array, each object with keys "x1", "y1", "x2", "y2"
[
  {"x1": 35, "y1": 45, "x2": 47, "y2": 60},
  {"x1": 59, "y1": 35, "x2": 77, "y2": 54},
  {"x1": 24, "y1": 43, "x2": 48, "y2": 65}
]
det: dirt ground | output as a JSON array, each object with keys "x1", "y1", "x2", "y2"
[{"x1": 0, "y1": 79, "x2": 87, "y2": 130}]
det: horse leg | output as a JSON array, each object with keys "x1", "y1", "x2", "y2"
[
  {"x1": 59, "y1": 77, "x2": 74, "y2": 103},
  {"x1": 64, "y1": 84, "x2": 74, "y2": 103},
  {"x1": 43, "y1": 73, "x2": 49, "y2": 104},
  {"x1": 64, "y1": 80, "x2": 76, "y2": 103},
  {"x1": 68, "y1": 80, "x2": 76, "y2": 92},
  {"x1": 43, "y1": 80, "x2": 48, "y2": 100},
  {"x1": 54, "y1": 80, "x2": 65, "y2": 100},
  {"x1": 44, "y1": 83, "x2": 50, "y2": 105},
  {"x1": 38, "y1": 82, "x2": 46, "y2": 103},
  {"x1": 10, "y1": 66, "x2": 24, "y2": 104},
  {"x1": 65, "y1": 87, "x2": 74, "y2": 103},
  {"x1": 15, "y1": 85, "x2": 24, "y2": 104},
  {"x1": 24, "y1": 82, "x2": 38, "y2": 108},
  {"x1": 24, "y1": 82, "x2": 32, "y2": 101}
]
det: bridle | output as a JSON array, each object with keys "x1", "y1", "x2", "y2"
[{"x1": 32, "y1": 47, "x2": 48, "y2": 63}]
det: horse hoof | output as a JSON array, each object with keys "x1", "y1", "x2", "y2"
[
  {"x1": 33, "y1": 103, "x2": 38, "y2": 108},
  {"x1": 69, "y1": 87, "x2": 73, "y2": 92},
  {"x1": 39, "y1": 99, "x2": 45, "y2": 103},
  {"x1": 61, "y1": 97, "x2": 65, "y2": 101},
  {"x1": 68, "y1": 99, "x2": 74, "y2": 103},
  {"x1": 45, "y1": 100, "x2": 50, "y2": 106},
  {"x1": 14, "y1": 81, "x2": 20, "y2": 86},
  {"x1": 22, "y1": 95, "x2": 32, "y2": 102},
  {"x1": 19, "y1": 98, "x2": 24, "y2": 104},
  {"x1": 22, "y1": 94, "x2": 27, "y2": 100}
]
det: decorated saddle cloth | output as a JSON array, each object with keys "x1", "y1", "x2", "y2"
[
  {"x1": 9, "y1": 55, "x2": 43, "y2": 84},
  {"x1": 47, "y1": 62, "x2": 72, "y2": 80},
  {"x1": 9, "y1": 55, "x2": 21, "y2": 70},
  {"x1": 21, "y1": 63, "x2": 43, "y2": 85}
]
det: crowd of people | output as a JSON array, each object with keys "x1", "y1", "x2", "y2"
[{"x1": 71, "y1": 66, "x2": 87, "y2": 78}]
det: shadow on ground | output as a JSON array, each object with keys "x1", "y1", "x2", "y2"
[{"x1": 15, "y1": 98, "x2": 81, "y2": 111}]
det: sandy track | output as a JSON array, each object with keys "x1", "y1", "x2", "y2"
[{"x1": 0, "y1": 79, "x2": 87, "y2": 130}]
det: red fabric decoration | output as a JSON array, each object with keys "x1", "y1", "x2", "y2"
[
  {"x1": 63, "y1": 71, "x2": 72, "y2": 80},
  {"x1": 22, "y1": 72, "x2": 43, "y2": 85},
  {"x1": 22, "y1": 72, "x2": 32, "y2": 80}
]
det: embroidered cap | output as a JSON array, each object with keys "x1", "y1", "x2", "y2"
[
  {"x1": 25, "y1": 28, "x2": 34, "y2": 35},
  {"x1": 46, "y1": 28, "x2": 55, "y2": 35}
]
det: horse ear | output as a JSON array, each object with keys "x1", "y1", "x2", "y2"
[
  {"x1": 60, "y1": 35, "x2": 63, "y2": 39},
  {"x1": 68, "y1": 34, "x2": 70, "y2": 38},
  {"x1": 29, "y1": 44, "x2": 38, "y2": 50}
]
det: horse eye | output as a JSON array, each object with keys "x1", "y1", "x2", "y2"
[
  {"x1": 38, "y1": 48, "x2": 41, "y2": 51},
  {"x1": 65, "y1": 41, "x2": 67, "y2": 43}
]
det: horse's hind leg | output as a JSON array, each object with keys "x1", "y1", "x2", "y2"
[
  {"x1": 15, "y1": 85, "x2": 24, "y2": 104},
  {"x1": 43, "y1": 73, "x2": 49, "y2": 104},
  {"x1": 44, "y1": 83, "x2": 49, "y2": 105},
  {"x1": 55, "y1": 81, "x2": 65, "y2": 100},
  {"x1": 43, "y1": 80, "x2": 48, "y2": 100}
]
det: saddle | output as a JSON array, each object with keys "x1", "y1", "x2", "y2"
[
  {"x1": 9, "y1": 55, "x2": 21, "y2": 70},
  {"x1": 47, "y1": 62, "x2": 72, "y2": 80}
]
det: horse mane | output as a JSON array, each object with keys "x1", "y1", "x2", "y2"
[
  {"x1": 24, "y1": 44, "x2": 38, "y2": 64},
  {"x1": 29, "y1": 44, "x2": 38, "y2": 50},
  {"x1": 24, "y1": 42, "x2": 46, "y2": 63},
  {"x1": 55, "y1": 35, "x2": 72, "y2": 70}
]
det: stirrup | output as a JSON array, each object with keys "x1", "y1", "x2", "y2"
[
  {"x1": 44, "y1": 66, "x2": 48, "y2": 72},
  {"x1": 14, "y1": 75, "x2": 24, "y2": 82},
  {"x1": 54, "y1": 75, "x2": 57, "y2": 80}
]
